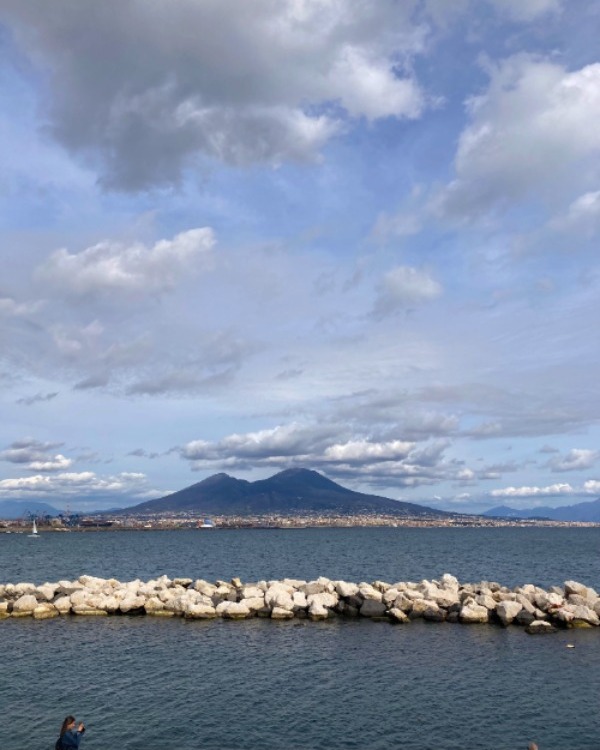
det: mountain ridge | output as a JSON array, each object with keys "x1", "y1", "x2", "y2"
[
  {"x1": 126, "y1": 468, "x2": 450, "y2": 517},
  {"x1": 483, "y1": 497, "x2": 600, "y2": 522}
]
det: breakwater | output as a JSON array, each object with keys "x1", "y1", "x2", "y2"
[{"x1": 1, "y1": 573, "x2": 599, "y2": 632}]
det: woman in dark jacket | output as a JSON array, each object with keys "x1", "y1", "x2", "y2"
[{"x1": 56, "y1": 715, "x2": 85, "y2": 749}]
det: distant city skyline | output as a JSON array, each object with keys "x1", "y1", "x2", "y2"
[{"x1": 1, "y1": 1, "x2": 599, "y2": 513}]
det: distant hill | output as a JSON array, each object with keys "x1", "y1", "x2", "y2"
[
  {"x1": 126, "y1": 468, "x2": 450, "y2": 517},
  {"x1": 483, "y1": 497, "x2": 600, "y2": 522},
  {"x1": 0, "y1": 500, "x2": 60, "y2": 520}
]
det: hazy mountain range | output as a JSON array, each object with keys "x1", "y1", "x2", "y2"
[{"x1": 483, "y1": 498, "x2": 600, "y2": 522}]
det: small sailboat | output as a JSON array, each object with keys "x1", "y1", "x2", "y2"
[{"x1": 28, "y1": 519, "x2": 40, "y2": 538}]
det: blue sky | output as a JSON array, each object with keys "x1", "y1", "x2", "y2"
[{"x1": 1, "y1": 0, "x2": 599, "y2": 513}]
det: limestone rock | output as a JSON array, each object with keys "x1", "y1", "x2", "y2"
[
  {"x1": 33, "y1": 603, "x2": 59, "y2": 619},
  {"x1": 388, "y1": 607, "x2": 409, "y2": 623},
  {"x1": 564, "y1": 581, "x2": 589, "y2": 598},
  {"x1": 271, "y1": 606, "x2": 295, "y2": 620},
  {"x1": 336, "y1": 581, "x2": 359, "y2": 598},
  {"x1": 460, "y1": 603, "x2": 489, "y2": 624},
  {"x1": 35, "y1": 584, "x2": 58, "y2": 602},
  {"x1": 265, "y1": 586, "x2": 295, "y2": 611},
  {"x1": 496, "y1": 601, "x2": 522, "y2": 626},
  {"x1": 53, "y1": 596, "x2": 73, "y2": 614},
  {"x1": 185, "y1": 603, "x2": 217, "y2": 619},
  {"x1": 216, "y1": 601, "x2": 250, "y2": 619},
  {"x1": 12, "y1": 594, "x2": 38, "y2": 615}
]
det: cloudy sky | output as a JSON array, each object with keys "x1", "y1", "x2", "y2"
[{"x1": 1, "y1": 0, "x2": 599, "y2": 513}]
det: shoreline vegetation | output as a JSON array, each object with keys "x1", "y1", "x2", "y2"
[{"x1": 1, "y1": 574, "x2": 599, "y2": 633}]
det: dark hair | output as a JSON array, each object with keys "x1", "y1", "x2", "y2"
[{"x1": 60, "y1": 716, "x2": 76, "y2": 737}]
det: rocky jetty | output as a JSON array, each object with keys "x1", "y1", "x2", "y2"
[{"x1": 1, "y1": 574, "x2": 599, "y2": 632}]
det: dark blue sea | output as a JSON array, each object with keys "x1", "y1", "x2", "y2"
[{"x1": 1, "y1": 527, "x2": 599, "y2": 750}]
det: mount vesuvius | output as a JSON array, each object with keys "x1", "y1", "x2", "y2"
[{"x1": 127, "y1": 468, "x2": 449, "y2": 517}]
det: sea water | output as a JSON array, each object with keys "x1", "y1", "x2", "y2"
[{"x1": 1, "y1": 527, "x2": 599, "y2": 749}]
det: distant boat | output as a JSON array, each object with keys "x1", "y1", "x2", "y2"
[
  {"x1": 197, "y1": 518, "x2": 216, "y2": 529},
  {"x1": 28, "y1": 519, "x2": 40, "y2": 538}
]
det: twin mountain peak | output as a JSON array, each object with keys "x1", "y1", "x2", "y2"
[{"x1": 130, "y1": 468, "x2": 447, "y2": 517}]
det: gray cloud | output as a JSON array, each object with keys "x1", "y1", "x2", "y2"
[
  {"x1": 0, "y1": 437, "x2": 71, "y2": 472},
  {"x1": 16, "y1": 391, "x2": 59, "y2": 406},
  {"x1": 179, "y1": 422, "x2": 465, "y2": 490},
  {"x1": 4, "y1": 0, "x2": 426, "y2": 190},
  {"x1": 437, "y1": 56, "x2": 600, "y2": 219},
  {"x1": 547, "y1": 448, "x2": 600, "y2": 473}
]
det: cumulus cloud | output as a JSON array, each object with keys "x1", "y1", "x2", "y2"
[
  {"x1": 438, "y1": 57, "x2": 600, "y2": 218},
  {"x1": 180, "y1": 423, "x2": 461, "y2": 489},
  {"x1": 0, "y1": 470, "x2": 154, "y2": 499},
  {"x1": 36, "y1": 227, "x2": 215, "y2": 298},
  {"x1": 0, "y1": 438, "x2": 72, "y2": 473},
  {"x1": 490, "y1": 483, "x2": 575, "y2": 498},
  {"x1": 548, "y1": 448, "x2": 600, "y2": 472},
  {"x1": 373, "y1": 266, "x2": 442, "y2": 316},
  {"x1": 3, "y1": 0, "x2": 426, "y2": 189}
]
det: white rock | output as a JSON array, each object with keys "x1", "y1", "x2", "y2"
[
  {"x1": 336, "y1": 581, "x2": 359, "y2": 598},
  {"x1": 460, "y1": 603, "x2": 489, "y2": 624},
  {"x1": 241, "y1": 585, "x2": 264, "y2": 600},
  {"x1": 564, "y1": 581, "x2": 590, "y2": 598},
  {"x1": 265, "y1": 586, "x2": 295, "y2": 611},
  {"x1": 241, "y1": 597, "x2": 267, "y2": 613},
  {"x1": 35, "y1": 584, "x2": 58, "y2": 602},
  {"x1": 185, "y1": 603, "x2": 217, "y2": 619},
  {"x1": 33, "y1": 603, "x2": 59, "y2": 619},
  {"x1": 14, "y1": 583, "x2": 36, "y2": 597},
  {"x1": 306, "y1": 592, "x2": 338, "y2": 609},
  {"x1": 12, "y1": 594, "x2": 38, "y2": 615},
  {"x1": 216, "y1": 601, "x2": 250, "y2": 619},
  {"x1": 358, "y1": 584, "x2": 383, "y2": 602},
  {"x1": 271, "y1": 606, "x2": 295, "y2": 620},
  {"x1": 496, "y1": 600, "x2": 522, "y2": 626},
  {"x1": 53, "y1": 596, "x2": 72, "y2": 614},
  {"x1": 388, "y1": 607, "x2": 409, "y2": 623}
]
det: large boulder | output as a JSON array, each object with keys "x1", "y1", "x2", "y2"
[
  {"x1": 216, "y1": 601, "x2": 250, "y2": 619},
  {"x1": 271, "y1": 606, "x2": 295, "y2": 620},
  {"x1": 185, "y1": 603, "x2": 217, "y2": 619},
  {"x1": 459, "y1": 603, "x2": 489, "y2": 624},
  {"x1": 564, "y1": 581, "x2": 590, "y2": 598},
  {"x1": 336, "y1": 581, "x2": 359, "y2": 599},
  {"x1": 33, "y1": 603, "x2": 59, "y2": 619},
  {"x1": 388, "y1": 607, "x2": 409, "y2": 623},
  {"x1": 496, "y1": 601, "x2": 523, "y2": 627},
  {"x1": 12, "y1": 594, "x2": 38, "y2": 616},
  {"x1": 359, "y1": 599, "x2": 387, "y2": 618},
  {"x1": 35, "y1": 584, "x2": 58, "y2": 602},
  {"x1": 265, "y1": 586, "x2": 295, "y2": 612}
]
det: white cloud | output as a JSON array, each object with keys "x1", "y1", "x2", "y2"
[
  {"x1": 36, "y1": 227, "x2": 215, "y2": 297},
  {"x1": 0, "y1": 296, "x2": 42, "y2": 317},
  {"x1": 0, "y1": 438, "x2": 72, "y2": 473},
  {"x1": 373, "y1": 266, "x2": 442, "y2": 316},
  {"x1": 439, "y1": 57, "x2": 600, "y2": 217},
  {"x1": 490, "y1": 483, "x2": 575, "y2": 498},
  {"x1": 0, "y1": 470, "x2": 153, "y2": 499},
  {"x1": 3, "y1": 0, "x2": 426, "y2": 189},
  {"x1": 584, "y1": 480, "x2": 600, "y2": 494},
  {"x1": 548, "y1": 448, "x2": 600, "y2": 472},
  {"x1": 323, "y1": 439, "x2": 414, "y2": 462},
  {"x1": 550, "y1": 190, "x2": 600, "y2": 237}
]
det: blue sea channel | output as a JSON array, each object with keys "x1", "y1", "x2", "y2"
[{"x1": 1, "y1": 526, "x2": 599, "y2": 750}]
